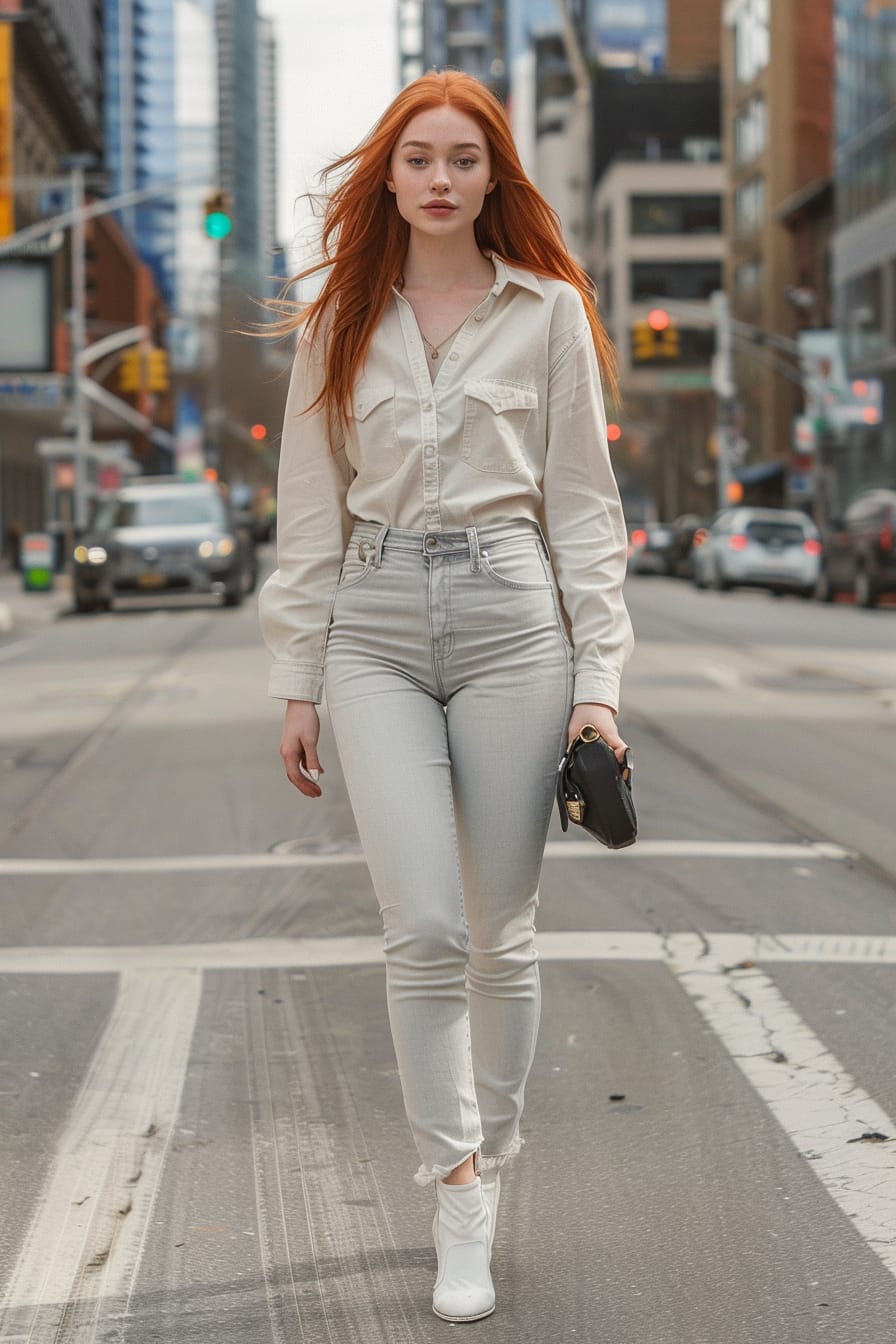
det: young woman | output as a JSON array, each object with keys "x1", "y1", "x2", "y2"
[{"x1": 259, "y1": 71, "x2": 633, "y2": 1323}]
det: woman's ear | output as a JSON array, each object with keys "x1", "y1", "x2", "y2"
[
  {"x1": 385, "y1": 179, "x2": 396, "y2": 193},
  {"x1": 485, "y1": 179, "x2": 497, "y2": 195}
]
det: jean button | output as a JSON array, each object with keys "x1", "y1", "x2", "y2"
[{"x1": 424, "y1": 535, "x2": 438, "y2": 552}]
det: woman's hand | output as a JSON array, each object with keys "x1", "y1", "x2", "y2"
[
  {"x1": 280, "y1": 700, "x2": 325, "y2": 797},
  {"x1": 567, "y1": 703, "x2": 628, "y2": 763}
]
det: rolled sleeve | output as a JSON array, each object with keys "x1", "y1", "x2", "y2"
[
  {"x1": 541, "y1": 327, "x2": 634, "y2": 712},
  {"x1": 258, "y1": 334, "x2": 354, "y2": 702}
]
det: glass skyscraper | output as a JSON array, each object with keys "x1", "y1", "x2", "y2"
[
  {"x1": 104, "y1": 0, "x2": 178, "y2": 307},
  {"x1": 832, "y1": 0, "x2": 896, "y2": 491}
]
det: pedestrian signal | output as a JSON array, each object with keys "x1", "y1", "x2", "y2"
[{"x1": 203, "y1": 188, "x2": 232, "y2": 239}]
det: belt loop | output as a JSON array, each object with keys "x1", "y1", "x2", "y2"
[
  {"x1": 466, "y1": 525, "x2": 481, "y2": 573},
  {"x1": 372, "y1": 523, "x2": 389, "y2": 568}
]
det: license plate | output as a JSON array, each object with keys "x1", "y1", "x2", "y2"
[{"x1": 136, "y1": 571, "x2": 166, "y2": 588}]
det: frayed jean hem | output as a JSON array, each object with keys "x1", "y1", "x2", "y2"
[{"x1": 414, "y1": 1136, "x2": 523, "y2": 1187}]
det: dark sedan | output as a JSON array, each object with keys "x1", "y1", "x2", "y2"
[{"x1": 72, "y1": 479, "x2": 254, "y2": 613}]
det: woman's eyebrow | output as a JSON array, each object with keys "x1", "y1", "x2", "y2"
[{"x1": 400, "y1": 140, "x2": 483, "y2": 151}]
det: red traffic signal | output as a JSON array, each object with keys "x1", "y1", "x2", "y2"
[{"x1": 647, "y1": 308, "x2": 670, "y2": 332}]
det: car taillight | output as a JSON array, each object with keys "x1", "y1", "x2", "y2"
[
  {"x1": 631, "y1": 529, "x2": 648, "y2": 547},
  {"x1": 692, "y1": 528, "x2": 708, "y2": 547},
  {"x1": 803, "y1": 538, "x2": 822, "y2": 556},
  {"x1": 728, "y1": 534, "x2": 748, "y2": 551}
]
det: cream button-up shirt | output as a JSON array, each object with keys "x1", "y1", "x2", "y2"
[{"x1": 259, "y1": 255, "x2": 633, "y2": 710}]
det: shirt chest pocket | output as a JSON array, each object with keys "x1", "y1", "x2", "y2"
[
  {"x1": 352, "y1": 383, "x2": 404, "y2": 482},
  {"x1": 462, "y1": 379, "x2": 538, "y2": 475}
]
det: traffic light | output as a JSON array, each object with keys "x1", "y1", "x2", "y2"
[
  {"x1": 203, "y1": 188, "x2": 232, "y2": 239},
  {"x1": 146, "y1": 347, "x2": 169, "y2": 392},
  {"x1": 119, "y1": 348, "x2": 141, "y2": 392},
  {"x1": 631, "y1": 309, "x2": 681, "y2": 362}
]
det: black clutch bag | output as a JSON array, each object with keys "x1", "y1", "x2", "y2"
[{"x1": 556, "y1": 725, "x2": 637, "y2": 849}]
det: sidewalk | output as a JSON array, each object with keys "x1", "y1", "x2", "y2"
[{"x1": 0, "y1": 565, "x2": 73, "y2": 641}]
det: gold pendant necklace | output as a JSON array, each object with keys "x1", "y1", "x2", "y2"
[{"x1": 418, "y1": 314, "x2": 471, "y2": 360}]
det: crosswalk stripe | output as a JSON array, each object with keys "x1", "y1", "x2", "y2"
[
  {"x1": 1, "y1": 931, "x2": 896, "y2": 974},
  {"x1": 668, "y1": 933, "x2": 896, "y2": 1280},
  {"x1": 0, "y1": 969, "x2": 201, "y2": 1337},
  {"x1": 0, "y1": 840, "x2": 854, "y2": 876}
]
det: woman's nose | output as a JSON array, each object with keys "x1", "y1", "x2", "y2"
[{"x1": 430, "y1": 168, "x2": 450, "y2": 191}]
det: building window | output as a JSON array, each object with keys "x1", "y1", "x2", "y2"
[
  {"x1": 733, "y1": 0, "x2": 770, "y2": 85},
  {"x1": 734, "y1": 175, "x2": 765, "y2": 238},
  {"x1": 629, "y1": 194, "x2": 722, "y2": 235},
  {"x1": 630, "y1": 261, "x2": 723, "y2": 302},
  {"x1": 734, "y1": 95, "x2": 767, "y2": 165},
  {"x1": 734, "y1": 260, "x2": 763, "y2": 311},
  {"x1": 600, "y1": 268, "x2": 613, "y2": 317},
  {"x1": 601, "y1": 205, "x2": 612, "y2": 250}
]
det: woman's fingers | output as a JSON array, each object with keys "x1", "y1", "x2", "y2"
[
  {"x1": 280, "y1": 702, "x2": 324, "y2": 797},
  {"x1": 280, "y1": 734, "x2": 323, "y2": 797}
]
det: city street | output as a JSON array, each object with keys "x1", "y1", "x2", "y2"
[{"x1": 1, "y1": 563, "x2": 895, "y2": 1342}]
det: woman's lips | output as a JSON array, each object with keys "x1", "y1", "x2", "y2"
[{"x1": 423, "y1": 203, "x2": 457, "y2": 214}]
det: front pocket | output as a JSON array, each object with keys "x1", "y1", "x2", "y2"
[
  {"x1": 462, "y1": 379, "x2": 537, "y2": 474},
  {"x1": 336, "y1": 552, "x2": 375, "y2": 591},
  {"x1": 351, "y1": 383, "x2": 403, "y2": 481},
  {"x1": 480, "y1": 540, "x2": 553, "y2": 591}
]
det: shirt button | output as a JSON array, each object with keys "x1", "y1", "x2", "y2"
[
  {"x1": 423, "y1": 401, "x2": 433, "y2": 410},
  {"x1": 424, "y1": 443, "x2": 435, "y2": 455},
  {"x1": 474, "y1": 314, "x2": 483, "y2": 322},
  {"x1": 449, "y1": 352, "x2": 459, "y2": 361}
]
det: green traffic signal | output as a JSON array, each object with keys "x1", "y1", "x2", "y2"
[{"x1": 204, "y1": 211, "x2": 232, "y2": 240}]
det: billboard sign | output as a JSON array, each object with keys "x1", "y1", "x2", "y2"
[{"x1": 0, "y1": 260, "x2": 54, "y2": 371}]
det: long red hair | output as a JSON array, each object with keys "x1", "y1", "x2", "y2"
[{"x1": 274, "y1": 70, "x2": 618, "y2": 433}]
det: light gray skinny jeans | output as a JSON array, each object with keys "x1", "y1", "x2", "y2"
[{"x1": 324, "y1": 518, "x2": 574, "y2": 1186}]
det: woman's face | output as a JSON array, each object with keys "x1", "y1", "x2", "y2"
[{"x1": 386, "y1": 105, "x2": 495, "y2": 239}]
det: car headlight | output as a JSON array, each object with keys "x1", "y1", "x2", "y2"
[
  {"x1": 216, "y1": 537, "x2": 235, "y2": 557},
  {"x1": 74, "y1": 545, "x2": 107, "y2": 565},
  {"x1": 197, "y1": 539, "x2": 215, "y2": 558}
]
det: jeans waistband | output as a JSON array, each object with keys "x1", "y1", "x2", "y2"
[{"x1": 349, "y1": 518, "x2": 546, "y2": 571}]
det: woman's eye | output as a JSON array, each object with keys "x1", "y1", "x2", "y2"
[
  {"x1": 456, "y1": 159, "x2": 476, "y2": 168},
  {"x1": 408, "y1": 158, "x2": 427, "y2": 167}
]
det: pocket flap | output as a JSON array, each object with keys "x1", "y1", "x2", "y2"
[
  {"x1": 353, "y1": 384, "x2": 394, "y2": 420},
  {"x1": 464, "y1": 379, "x2": 538, "y2": 414}
]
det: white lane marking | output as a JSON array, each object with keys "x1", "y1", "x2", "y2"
[
  {"x1": 3, "y1": 931, "x2": 896, "y2": 975},
  {"x1": 667, "y1": 933, "x2": 896, "y2": 1280},
  {"x1": 700, "y1": 661, "x2": 744, "y2": 690},
  {"x1": 0, "y1": 840, "x2": 854, "y2": 876},
  {"x1": 0, "y1": 969, "x2": 201, "y2": 1335}
]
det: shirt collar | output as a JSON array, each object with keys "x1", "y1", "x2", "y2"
[{"x1": 489, "y1": 254, "x2": 545, "y2": 299}]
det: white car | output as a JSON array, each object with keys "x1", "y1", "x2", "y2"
[{"x1": 692, "y1": 507, "x2": 822, "y2": 597}]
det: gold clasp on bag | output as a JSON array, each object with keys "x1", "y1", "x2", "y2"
[
  {"x1": 579, "y1": 724, "x2": 600, "y2": 744},
  {"x1": 566, "y1": 798, "x2": 584, "y2": 823}
]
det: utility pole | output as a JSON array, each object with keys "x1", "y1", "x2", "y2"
[
  {"x1": 63, "y1": 155, "x2": 92, "y2": 531},
  {"x1": 709, "y1": 290, "x2": 736, "y2": 512},
  {"x1": 555, "y1": 0, "x2": 592, "y2": 265}
]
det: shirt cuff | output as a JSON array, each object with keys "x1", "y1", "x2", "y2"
[
  {"x1": 267, "y1": 660, "x2": 324, "y2": 703},
  {"x1": 572, "y1": 671, "x2": 621, "y2": 714}
]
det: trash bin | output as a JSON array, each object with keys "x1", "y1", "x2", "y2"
[{"x1": 20, "y1": 533, "x2": 55, "y2": 592}]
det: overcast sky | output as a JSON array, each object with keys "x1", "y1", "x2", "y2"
[{"x1": 258, "y1": 0, "x2": 400, "y2": 272}]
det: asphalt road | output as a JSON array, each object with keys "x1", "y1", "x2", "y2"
[{"x1": 1, "y1": 558, "x2": 895, "y2": 1343}]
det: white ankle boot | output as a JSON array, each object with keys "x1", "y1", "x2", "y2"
[
  {"x1": 432, "y1": 1177, "x2": 496, "y2": 1322},
  {"x1": 480, "y1": 1170, "x2": 501, "y2": 1260}
]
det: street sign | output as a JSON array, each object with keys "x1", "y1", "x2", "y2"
[
  {"x1": 20, "y1": 532, "x2": 54, "y2": 592},
  {"x1": 657, "y1": 371, "x2": 712, "y2": 390},
  {"x1": 0, "y1": 373, "x2": 67, "y2": 407}
]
